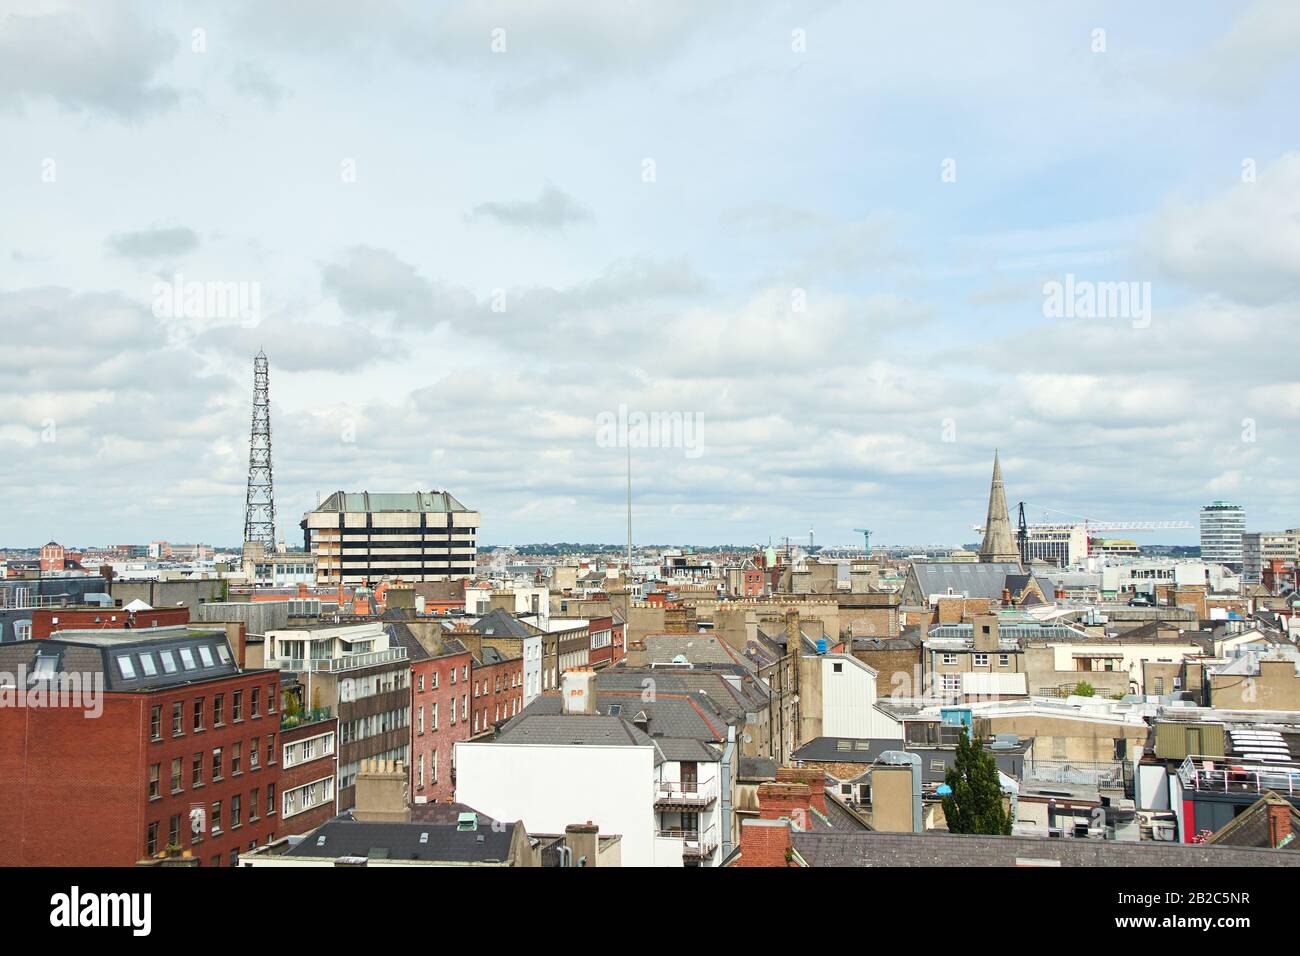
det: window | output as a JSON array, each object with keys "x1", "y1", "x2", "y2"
[
  {"x1": 231, "y1": 795, "x2": 242, "y2": 829},
  {"x1": 117, "y1": 655, "x2": 137, "y2": 680},
  {"x1": 211, "y1": 800, "x2": 222, "y2": 835},
  {"x1": 147, "y1": 822, "x2": 159, "y2": 856},
  {"x1": 197, "y1": 645, "x2": 214, "y2": 667},
  {"x1": 251, "y1": 688, "x2": 260, "y2": 717},
  {"x1": 431, "y1": 671, "x2": 439, "y2": 690},
  {"x1": 171, "y1": 702, "x2": 184, "y2": 736},
  {"x1": 213, "y1": 695, "x2": 225, "y2": 726},
  {"x1": 168, "y1": 814, "x2": 180, "y2": 848},
  {"x1": 159, "y1": 650, "x2": 177, "y2": 674},
  {"x1": 474, "y1": 680, "x2": 480, "y2": 698},
  {"x1": 232, "y1": 743, "x2": 242, "y2": 775},
  {"x1": 417, "y1": 755, "x2": 424, "y2": 790},
  {"x1": 999, "y1": 654, "x2": 1010, "y2": 667},
  {"x1": 449, "y1": 697, "x2": 456, "y2": 724},
  {"x1": 267, "y1": 784, "x2": 276, "y2": 816},
  {"x1": 461, "y1": 694, "x2": 467, "y2": 719},
  {"x1": 171, "y1": 757, "x2": 182, "y2": 793},
  {"x1": 193, "y1": 698, "x2": 205, "y2": 732},
  {"x1": 212, "y1": 748, "x2": 223, "y2": 780},
  {"x1": 832, "y1": 662, "x2": 843, "y2": 673},
  {"x1": 267, "y1": 685, "x2": 277, "y2": 712},
  {"x1": 148, "y1": 763, "x2": 161, "y2": 799},
  {"x1": 431, "y1": 749, "x2": 438, "y2": 784},
  {"x1": 1154, "y1": 677, "x2": 1165, "y2": 695},
  {"x1": 431, "y1": 702, "x2": 438, "y2": 731},
  {"x1": 942, "y1": 673, "x2": 961, "y2": 695},
  {"x1": 233, "y1": 691, "x2": 243, "y2": 722},
  {"x1": 178, "y1": 647, "x2": 197, "y2": 671},
  {"x1": 930, "y1": 759, "x2": 945, "y2": 773},
  {"x1": 836, "y1": 740, "x2": 851, "y2": 752},
  {"x1": 462, "y1": 665, "x2": 468, "y2": 681},
  {"x1": 266, "y1": 733, "x2": 275, "y2": 765},
  {"x1": 450, "y1": 667, "x2": 456, "y2": 684},
  {"x1": 942, "y1": 653, "x2": 957, "y2": 665},
  {"x1": 250, "y1": 788, "x2": 260, "y2": 820},
  {"x1": 418, "y1": 675, "x2": 425, "y2": 692},
  {"x1": 418, "y1": 706, "x2": 424, "y2": 735},
  {"x1": 974, "y1": 653, "x2": 989, "y2": 667},
  {"x1": 150, "y1": 705, "x2": 162, "y2": 741},
  {"x1": 250, "y1": 738, "x2": 260, "y2": 769},
  {"x1": 138, "y1": 653, "x2": 157, "y2": 677}
]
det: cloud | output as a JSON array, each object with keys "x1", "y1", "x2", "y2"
[
  {"x1": 468, "y1": 184, "x2": 592, "y2": 229},
  {"x1": 1144, "y1": 153, "x2": 1300, "y2": 306},
  {"x1": 320, "y1": 246, "x2": 476, "y2": 329},
  {"x1": 106, "y1": 227, "x2": 200, "y2": 260},
  {"x1": 0, "y1": 4, "x2": 180, "y2": 119}
]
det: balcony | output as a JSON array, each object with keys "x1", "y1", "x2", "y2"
[
  {"x1": 281, "y1": 706, "x2": 333, "y2": 730},
  {"x1": 268, "y1": 647, "x2": 408, "y2": 673},
  {"x1": 1178, "y1": 755, "x2": 1300, "y2": 798},
  {"x1": 654, "y1": 778, "x2": 718, "y2": 809},
  {"x1": 656, "y1": 824, "x2": 719, "y2": 858}
]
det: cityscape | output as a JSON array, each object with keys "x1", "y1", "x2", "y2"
[{"x1": 2, "y1": 0, "x2": 1296, "y2": 934}]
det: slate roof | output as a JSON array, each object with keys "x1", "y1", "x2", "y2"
[
  {"x1": 907, "y1": 562, "x2": 1025, "y2": 603},
  {"x1": 738, "y1": 756, "x2": 777, "y2": 781},
  {"x1": 473, "y1": 607, "x2": 541, "y2": 638},
  {"x1": 0, "y1": 627, "x2": 247, "y2": 693},
  {"x1": 384, "y1": 622, "x2": 431, "y2": 662},
  {"x1": 641, "y1": 634, "x2": 752, "y2": 671},
  {"x1": 1206, "y1": 791, "x2": 1300, "y2": 849},
  {"x1": 495, "y1": 714, "x2": 663, "y2": 763},
  {"x1": 287, "y1": 818, "x2": 516, "y2": 863},
  {"x1": 789, "y1": 830, "x2": 1300, "y2": 867},
  {"x1": 508, "y1": 690, "x2": 728, "y2": 743}
]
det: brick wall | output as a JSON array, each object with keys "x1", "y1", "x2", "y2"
[{"x1": 736, "y1": 819, "x2": 795, "y2": 867}]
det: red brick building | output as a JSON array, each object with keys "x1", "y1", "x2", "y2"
[
  {"x1": 0, "y1": 628, "x2": 283, "y2": 867},
  {"x1": 31, "y1": 605, "x2": 191, "y2": 639},
  {"x1": 385, "y1": 620, "x2": 473, "y2": 804},
  {"x1": 587, "y1": 615, "x2": 626, "y2": 669},
  {"x1": 277, "y1": 713, "x2": 339, "y2": 836},
  {"x1": 39, "y1": 541, "x2": 65, "y2": 573},
  {"x1": 470, "y1": 646, "x2": 524, "y2": 739}
]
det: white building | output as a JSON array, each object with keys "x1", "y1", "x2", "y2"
[
  {"x1": 455, "y1": 670, "x2": 729, "y2": 866},
  {"x1": 1200, "y1": 501, "x2": 1245, "y2": 570},
  {"x1": 813, "y1": 653, "x2": 905, "y2": 739}
]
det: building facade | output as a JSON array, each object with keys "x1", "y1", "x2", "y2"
[
  {"x1": 303, "y1": 490, "x2": 479, "y2": 586},
  {"x1": 1200, "y1": 500, "x2": 1246, "y2": 569}
]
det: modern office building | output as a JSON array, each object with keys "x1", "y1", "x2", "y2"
[
  {"x1": 1199, "y1": 501, "x2": 1246, "y2": 570},
  {"x1": 1242, "y1": 531, "x2": 1300, "y2": 586},
  {"x1": 302, "y1": 491, "x2": 479, "y2": 586}
]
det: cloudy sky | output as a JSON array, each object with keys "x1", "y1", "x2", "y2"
[{"x1": 2, "y1": 0, "x2": 1299, "y2": 549}]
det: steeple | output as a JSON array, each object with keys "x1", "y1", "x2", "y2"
[{"x1": 979, "y1": 450, "x2": 1020, "y2": 565}]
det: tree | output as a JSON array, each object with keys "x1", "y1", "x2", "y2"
[
  {"x1": 1073, "y1": 681, "x2": 1096, "y2": 698},
  {"x1": 941, "y1": 730, "x2": 1012, "y2": 835}
]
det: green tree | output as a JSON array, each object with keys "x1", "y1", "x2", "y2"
[
  {"x1": 1073, "y1": 681, "x2": 1096, "y2": 697},
  {"x1": 941, "y1": 730, "x2": 1012, "y2": 835}
]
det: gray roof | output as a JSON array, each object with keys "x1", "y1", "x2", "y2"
[
  {"x1": 908, "y1": 562, "x2": 1025, "y2": 602},
  {"x1": 641, "y1": 634, "x2": 751, "y2": 670},
  {"x1": 496, "y1": 714, "x2": 662, "y2": 763},
  {"x1": 311, "y1": 490, "x2": 472, "y2": 514},
  {"x1": 508, "y1": 691, "x2": 727, "y2": 744},
  {"x1": 654, "y1": 737, "x2": 721, "y2": 762},
  {"x1": 0, "y1": 627, "x2": 247, "y2": 692},
  {"x1": 738, "y1": 756, "x2": 777, "y2": 781},
  {"x1": 789, "y1": 830, "x2": 1300, "y2": 867},
  {"x1": 287, "y1": 818, "x2": 516, "y2": 863},
  {"x1": 473, "y1": 607, "x2": 540, "y2": 639}
]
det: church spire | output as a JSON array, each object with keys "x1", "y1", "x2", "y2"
[{"x1": 979, "y1": 450, "x2": 1020, "y2": 565}]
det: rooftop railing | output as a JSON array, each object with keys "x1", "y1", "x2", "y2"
[
  {"x1": 1178, "y1": 755, "x2": 1300, "y2": 797},
  {"x1": 268, "y1": 647, "x2": 408, "y2": 673}
]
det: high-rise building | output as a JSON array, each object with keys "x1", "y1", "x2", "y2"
[
  {"x1": 1241, "y1": 530, "x2": 1300, "y2": 585},
  {"x1": 243, "y1": 351, "x2": 276, "y2": 554},
  {"x1": 1199, "y1": 501, "x2": 1246, "y2": 569},
  {"x1": 302, "y1": 491, "x2": 479, "y2": 585}
]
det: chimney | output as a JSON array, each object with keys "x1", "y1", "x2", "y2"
[
  {"x1": 1268, "y1": 799, "x2": 1293, "y2": 849},
  {"x1": 737, "y1": 818, "x2": 794, "y2": 867},
  {"x1": 784, "y1": 609, "x2": 800, "y2": 658},
  {"x1": 353, "y1": 758, "x2": 411, "y2": 823},
  {"x1": 757, "y1": 781, "x2": 813, "y2": 831},
  {"x1": 561, "y1": 667, "x2": 598, "y2": 716},
  {"x1": 776, "y1": 767, "x2": 828, "y2": 817},
  {"x1": 1001, "y1": 587, "x2": 1012, "y2": 607},
  {"x1": 564, "y1": 821, "x2": 600, "y2": 867}
]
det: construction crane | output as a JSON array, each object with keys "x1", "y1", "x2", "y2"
[
  {"x1": 974, "y1": 504, "x2": 1194, "y2": 559},
  {"x1": 853, "y1": 528, "x2": 872, "y2": 555}
]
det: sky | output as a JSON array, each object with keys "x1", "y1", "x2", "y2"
[{"x1": 2, "y1": 0, "x2": 1299, "y2": 549}]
